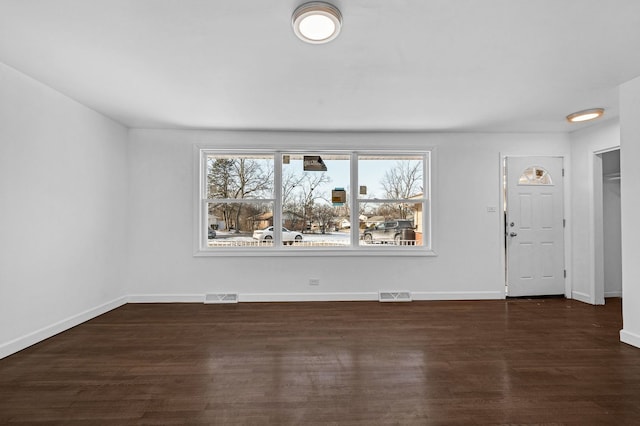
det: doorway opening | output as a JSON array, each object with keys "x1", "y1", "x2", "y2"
[{"x1": 594, "y1": 148, "x2": 622, "y2": 305}]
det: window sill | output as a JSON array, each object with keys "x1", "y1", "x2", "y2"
[{"x1": 194, "y1": 247, "x2": 438, "y2": 257}]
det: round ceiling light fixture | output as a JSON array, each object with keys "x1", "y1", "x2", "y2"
[
  {"x1": 566, "y1": 108, "x2": 605, "y2": 123},
  {"x1": 292, "y1": 2, "x2": 342, "y2": 44}
]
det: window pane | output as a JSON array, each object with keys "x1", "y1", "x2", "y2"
[
  {"x1": 207, "y1": 201, "x2": 274, "y2": 247},
  {"x1": 518, "y1": 166, "x2": 553, "y2": 185},
  {"x1": 206, "y1": 154, "x2": 274, "y2": 199},
  {"x1": 358, "y1": 155, "x2": 424, "y2": 200},
  {"x1": 357, "y1": 154, "x2": 425, "y2": 247},
  {"x1": 358, "y1": 201, "x2": 424, "y2": 246},
  {"x1": 281, "y1": 154, "x2": 351, "y2": 247}
]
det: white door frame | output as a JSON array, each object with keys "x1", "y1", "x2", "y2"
[
  {"x1": 593, "y1": 147, "x2": 621, "y2": 305},
  {"x1": 499, "y1": 153, "x2": 571, "y2": 298}
]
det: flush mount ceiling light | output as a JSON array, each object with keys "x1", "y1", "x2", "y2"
[
  {"x1": 292, "y1": 2, "x2": 342, "y2": 44},
  {"x1": 566, "y1": 108, "x2": 605, "y2": 123}
]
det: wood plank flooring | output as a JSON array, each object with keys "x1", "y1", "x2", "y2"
[{"x1": 1, "y1": 298, "x2": 639, "y2": 425}]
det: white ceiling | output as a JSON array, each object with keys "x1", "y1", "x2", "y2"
[{"x1": 1, "y1": 0, "x2": 640, "y2": 132}]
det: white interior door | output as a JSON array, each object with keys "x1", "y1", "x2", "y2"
[{"x1": 506, "y1": 156, "x2": 565, "y2": 297}]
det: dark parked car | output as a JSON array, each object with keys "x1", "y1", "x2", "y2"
[
  {"x1": 362, "y1": 220, "x2": 415, "y2": 244},
  {"x1": 208, "y1": 228, "x2": 216, "y2": 239}
]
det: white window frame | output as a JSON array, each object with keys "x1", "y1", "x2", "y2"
[{"x1": 194, "y1": 148, "x2": 435, "y2": 257}]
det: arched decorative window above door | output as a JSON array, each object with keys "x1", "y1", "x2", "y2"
[{"x1": 518, "y1": 166, "x2": 553, "y2": 185}]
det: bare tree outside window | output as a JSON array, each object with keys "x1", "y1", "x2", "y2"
[
  {"x1": 314, "y1": 204, "x2": 336, "y2": 234},
  {"x1": 298, "y1": 172, "x2": 331, "y2": 232},
  {"x1": 207, "y1": 156, "x2": 273, "y2": 232},
  {"x1": 380, "y1": 160, "x2": 423, "y2": 219},
  {"x1": 282, "y1": 169, "x2": 332, "y2": 232}
]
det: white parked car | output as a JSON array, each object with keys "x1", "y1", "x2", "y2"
[{"x1": 252, "y1": 226, "x2": 303, "y2": 245}]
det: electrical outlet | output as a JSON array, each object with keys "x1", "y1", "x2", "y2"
[{"x1": 309, "y1": 278, "x2": 320, "y2": 286}]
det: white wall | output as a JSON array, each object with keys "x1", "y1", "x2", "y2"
[
  {"x1": 127, "y1": 129, "x2": 570, "y2": 302},
  {"x1": 569, "y1": 119, "x2": 620, "y2": 304},
  {"x1": 0, "y1": 63, "x2": 128, "y2": 358},
  {"x1": 620, "y1": 76, "x2": 640, "y2": 348}
]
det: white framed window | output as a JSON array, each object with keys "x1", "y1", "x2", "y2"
[{"x1": 196, "y1": 149, "x2": 432, "y2": 256}]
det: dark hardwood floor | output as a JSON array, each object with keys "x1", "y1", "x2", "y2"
[{"x1": 1, "y1": 298, "x2": 639, "y2": 425}]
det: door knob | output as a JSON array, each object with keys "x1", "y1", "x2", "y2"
[{"x1": 509, "y1": 232, "x2": 518, "y2": 237}]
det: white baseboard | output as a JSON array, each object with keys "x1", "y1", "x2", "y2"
[
  {"x1": 605, "y1": 291, "x2": 623, "y2": 298},
  {"x1": 127, "y1": 291, "x2": 506, "y2": 303},
  {"x1": 412, "y1": 291, "x2": 504, "y2": 300},
  {"x1": 239, "y1": 292, "x2": 378, "y2": 302},
  {"x1": 620, "y1": 329, "x2": 640, "y2": 349},
  {"x1": 571, "y1": 291, "x2": 593, "y2": 304},
  {"x1": 0, "y1": 296, "x2": 127, "y2": 360},
  {"x1": 127, "y1": 294, "x2": 204, "y2": 303}
]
